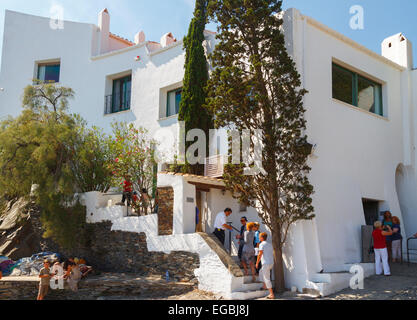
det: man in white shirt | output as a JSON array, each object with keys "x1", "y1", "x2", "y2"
[
  {"x1": 213, "y1": 208, "x2": 233, "y2": 245},
  {"x1": 256, "y1": 232, "x2": 275, "y2": 299}
]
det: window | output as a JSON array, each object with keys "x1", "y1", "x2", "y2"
[
  {"x1": 107, "y1": 75, "x2": 131, "y2": 114},
  {"x1": 37, "y1": 63, "x2": 60, "y2": 83},
  {"x1": 166, "y1": 88, "x2": 182, "y2": 117},
  {"x1": 332, "y1": 63, "x2": 383, "y2": 116}
]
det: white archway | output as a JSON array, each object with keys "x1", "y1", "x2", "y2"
[{"x1": 395, "y1": 164, "x2": 417, "y2": 240}]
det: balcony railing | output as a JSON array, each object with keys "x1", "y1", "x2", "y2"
[
  {"x1": 105, "y1": 90, "x2": 131, "y2": 115},
  {"x1": 204, "y1": 155, "x2": 227, "y2": 178}
]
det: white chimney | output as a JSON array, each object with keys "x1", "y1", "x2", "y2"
[
  {"x1": 134, "y1": 31, "x2": 146, "y2": 45},
  {"x1": 160, "y1": 32, "x2": 176, "y2": 48},
  {"x1": 382, "y1": 33, "x2": 413, "y2": 69},
  {"x1": 98, "y1": 8, "x2": 110, "y2": 54}
]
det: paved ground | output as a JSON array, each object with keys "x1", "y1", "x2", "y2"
[
  {"x1": 142, "y1": 262, "x2": 417, "y2": 300},
  {"x1": 3, "y1": 263, "x2": 417, "y2": 300},
  {"x1": 257, "y1": 262, "x2": 417, "y2": 300},
  {"x1": 323, "y1": 263, "x2": 417, "y2": 300}
]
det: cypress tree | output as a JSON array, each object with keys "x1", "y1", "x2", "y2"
[
  {"x1": 178, "y1": 0, "x2": 213, "y2": 175},
  {"x1": 206, "y1": 0, "x2": 315, "y2": 293}
]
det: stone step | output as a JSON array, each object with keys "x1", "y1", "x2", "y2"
[
  {"x1": 302, "y1": 286, "x2": 323, "y2": 298},
  {"x1": 239, "y1": 282, "x2": 264, "y2": 292},
  {"x1": 243, "y1": 275, "x2": 260, "y2": 283},
  {"x1": 230, "y1": 289, "x2": 269, "y2": 300}
]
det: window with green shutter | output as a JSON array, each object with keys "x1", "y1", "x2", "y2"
[
  {"x1": 111, "y1": 75, "x2": 131, "y2": 113},
  {"x1": 332, "y1": 63, "x2": 383, "y2": 117}
]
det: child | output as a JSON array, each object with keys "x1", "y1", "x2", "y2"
[
  {"x1": 121, "y1": 177, "x2": 133, "y2": 206},
  {"x1": 256, "y1": 233, "x2": 275, "y2": 299},
  {"x1": 67, "y1": 262, "x2": 82, "y2": 292},
  {"x1": 241, "y1": 222, "x2": 257, "y2": 282},
  {"x1": 253, "y1": 223, "x2": 261, "y2": 274},
  {"x1": 37, "y1": 260, "x2": 51, "y2": 300},
  {"x1": 139, "y1": 188, "x2": 150, "y2": 215}
]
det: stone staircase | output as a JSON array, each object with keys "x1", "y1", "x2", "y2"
[
  {"x1": 198, "y1": 233, "x2": 270, "y2": 300},
  {"x1": 230, "y1": 275, "x2": 270, "y2": 300},
  {"x1": 304, "y1": 263, "x2": 376, "y2": 297},
  {"x1": 224, "y1": 253, "x2": 270, "y2": 300}
]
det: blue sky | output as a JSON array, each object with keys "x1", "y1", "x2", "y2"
[{"x1": 0, "y1": 0, "x2": 417, "y2": 67}]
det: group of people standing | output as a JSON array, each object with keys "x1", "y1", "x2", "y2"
[
  {"x1": 37, "y1": 257, "x2": 92, "y2": 300},
  {"x1": 213, "y1": 208, "x2": 275, "y2": 299},
  {"x1": 372, "y1": 211, "x2": 403, "y2": 276},
  {"x1": 119, "y1": 177, "x2": 153, "y2": 215}
]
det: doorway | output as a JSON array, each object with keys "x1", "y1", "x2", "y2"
[
  {"x1": 195, "y1": 189, "x2": 209, "y2": 233},
  {"x1": 196, "y1": 190, "x2": 202, "y2": 232},
  {"x1": 362, "y1": 199, "x2": 379, "y2": 226}
]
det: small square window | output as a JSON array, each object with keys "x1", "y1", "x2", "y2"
[{"x1": 37, "y1": 63, "x2": 60, "y2": 83}]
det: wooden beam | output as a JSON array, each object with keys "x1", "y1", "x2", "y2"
[{"x1": 188, "y1": 181, "x2": 226, "y2": 191}]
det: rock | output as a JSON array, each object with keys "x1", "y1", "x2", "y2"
[
  {"x1": 1, "y1": 199, "x2": 200, "y2": 284},
  {"x1": 0, "y1": 200, "x2": 40, "y2": 260},
  {"x1": 0, "y1": 199, "x2": 28, "y2": 231}
]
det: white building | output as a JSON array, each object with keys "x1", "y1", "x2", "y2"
[{"x1": 1, "y1": 7, "x2": 417, "y2": 298}]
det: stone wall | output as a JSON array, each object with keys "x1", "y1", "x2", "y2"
[
  {"x1": 43, "y1": 221, "x2": 199, "y2": 282},
  {"x1": 65, "y1": 221, "x2": 199, "y2": 282},
  {"x1": 5, "y1": 203, "x2": 199, "y2": 282},
  {"x1": 157, "y1": 187, "x2": 174, "y2": 236}
]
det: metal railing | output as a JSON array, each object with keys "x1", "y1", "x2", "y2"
[
  {"x1": 205, "y1": 155, "x2": 227, "y2": 178},
  {"x1": 227, "y1": 222, "x2": 240, "y2": 255},
  {"x1": 104, "y1": 90, "x2": 131, "y2": 115},
  {"x1": 407, "y1": 237, "x2": 417, "y2": 265}
]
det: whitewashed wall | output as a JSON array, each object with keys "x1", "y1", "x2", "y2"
[
  {"x1": 2, "y1": 8, "x2": 417, "y2": 292},
  {"x1": 0, "y1": 9, "x2": 186, "y2": 152},
  {"x1": 285, "y1": 9, "x2": 410, "y2": 271}
]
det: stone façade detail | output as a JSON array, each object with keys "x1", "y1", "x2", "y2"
[
  {"x1": 157, "y1": 187, "x2": 174, "y2": 236},
  {"x1": 70, "y1": 221, "x2": 200, "y2": 282},
  {"x1": 48, "y1": 221, "x2": 199, "y2": 282},
  {"x1": 2, "y1": 201, "x2": 200, "y2": 282}
]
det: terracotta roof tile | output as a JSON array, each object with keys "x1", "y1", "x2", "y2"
[{"x1": 109, "y1": 32, "x2": 135, "y2": 46}]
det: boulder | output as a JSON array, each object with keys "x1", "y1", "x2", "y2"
[
  {"x1": 0, "y1": 199, "x2": 28, "y2": 231},
  {"x1": 0, "y1": 199, "x2": 40, "y2": 260}
]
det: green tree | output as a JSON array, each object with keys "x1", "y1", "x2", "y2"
[
  {"x1": 0, "y1": 83, "x2": 78, "y2": 199},
  {"x1": 107, "y1": 122, "x2": 157, "y2": 213},
  {"x1": 0, "y1": 83, "x2": 112, "y2": 248},
  {"x1": 206, "y1": 0, "x2": 315, "y2": 293},
  {"x1": 178, "y1": 0, "x2": 213, "y2": 175},
  {"x1": 70, "y1": 126, "x2": 113, "y2": 193}
]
